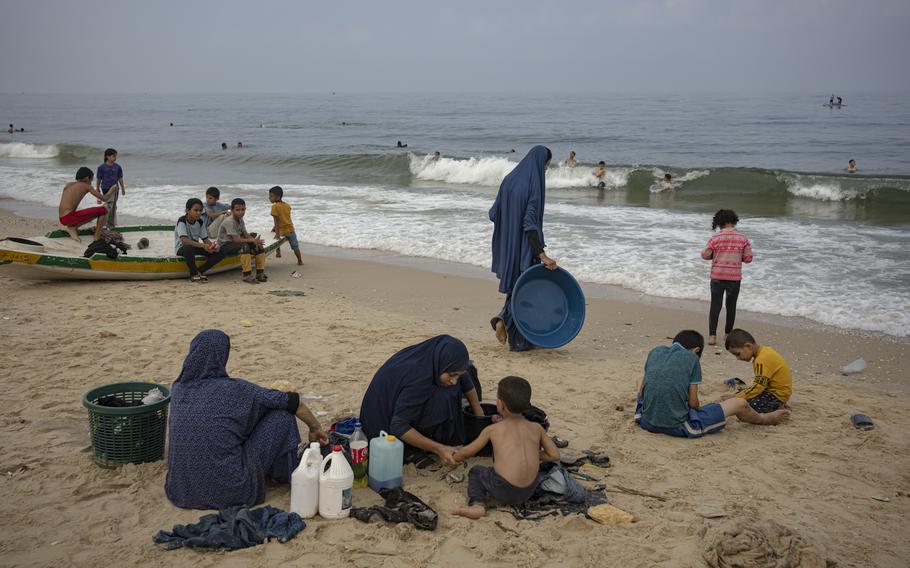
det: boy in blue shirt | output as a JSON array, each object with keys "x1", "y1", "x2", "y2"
[
  {"x1": 96, "y1": 148, "x2": 124, "y2": 227},
  {"x1": 635, "y1": 330, "x2": 789, "y2": 438}
]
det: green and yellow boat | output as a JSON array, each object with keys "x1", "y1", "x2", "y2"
[{"x1": 0, "y1": 225, "x2": 285, "y2": 281}]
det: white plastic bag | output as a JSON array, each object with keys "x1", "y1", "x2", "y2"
[{"x1": 839, "y1": 358, "x2": 866, "y2": 376}]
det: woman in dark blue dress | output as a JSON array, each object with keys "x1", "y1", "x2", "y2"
[
  {"x1": 165, "y1": 330, "x2": 328, "y2": 509},
  {"x1": 489, "y1": 145, "x2": 558, "y2": 351},
  {"x1": 359, "y1": 335, "x2": 483, "y2": 467}
]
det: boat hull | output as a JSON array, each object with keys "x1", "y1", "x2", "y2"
[{"x1": 0, "y1": 224, "x2": 286, "y2": 281}]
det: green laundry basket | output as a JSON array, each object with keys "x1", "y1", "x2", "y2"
[{"x1": 83, "y1": 382, "x2": 171, "y2": 468}]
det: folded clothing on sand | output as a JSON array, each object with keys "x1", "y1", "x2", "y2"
[{"x1": 153, "y1": 505, "x2": 305, "y2": 551}]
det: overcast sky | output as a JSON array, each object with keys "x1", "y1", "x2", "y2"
[{"x1": 1, "y1": 0, "x2": 908, "y2": 93}]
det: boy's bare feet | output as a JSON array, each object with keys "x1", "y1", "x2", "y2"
[
  {"x1": 708, "y1": 335, "x2": 716, "y2": 346},
  {"x1": 297, "y1": 260, "x2": 303, "y2": 266},
  {"x1": 494, "y1": 319, "x2": 507, "y2": 345},
  {"x1": 64, "y1": 226, "x2": 81, "y2": 242},
  {"x1": 762, "y1": 408, "x2": 791, "y2": 425},
  {"x1": 453, "y1": 505, "x2": 485, "y2": 519}
]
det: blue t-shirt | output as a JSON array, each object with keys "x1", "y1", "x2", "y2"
[
  {"x1": 640, "y1": 343, "x2": 702, "y2": 428},
  {"x1": 97, "y1": 163, "x2": 124, "y2": 191},
  {"x1": 203, "y1": 202, "x2": 230, "y2": 227}
]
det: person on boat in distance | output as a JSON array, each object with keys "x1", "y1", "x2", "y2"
[
  {"x1": 58, "y1": 166, "x2": 114, "y2": 242},
  {"x1": 165, "y1": 329, "x2": 328, "y2": 509},
  {"x1": 359, "y1": 335, "x2": 484, "y2": 468}
]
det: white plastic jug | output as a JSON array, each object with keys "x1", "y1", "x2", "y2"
[
  {"x1": 290, "y1": 442, "x2": 321, "y2": 518},
  {"x1": 319, "y1": 444, "x2": 354, "y2": 519},
  {"x1": 368, "y1": 430, "x2": 404, "y2": 492}
]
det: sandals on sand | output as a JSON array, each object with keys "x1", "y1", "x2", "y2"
[{"x1": 851, "y1": 413, "x2": 875, "y2": 431}]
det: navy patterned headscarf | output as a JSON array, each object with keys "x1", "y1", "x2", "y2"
[{"x1": 175, "y1": 329, "x2": 231, "y2": 383}]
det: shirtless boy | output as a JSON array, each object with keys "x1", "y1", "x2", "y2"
[
  {"x1": 453, "y1": 376, "x2": 560, "y2": 519},
  {"x1": 58, "y1": 167, "x2": 113, "y2": 242}
]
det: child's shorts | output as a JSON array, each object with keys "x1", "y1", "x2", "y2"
[
  {"x1": 281, "y1": 231, "x2": 300, "y2": 251},
  {"x1": 635, "y1": 396, "x2": 726, "y2": 438},
  {"x1": 746, "y1": 392, "x2": 784, "y2": 413}
]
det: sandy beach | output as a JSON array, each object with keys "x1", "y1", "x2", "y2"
[{"x1": 1, "y1": 206, "x2": 908, "y2": 567}]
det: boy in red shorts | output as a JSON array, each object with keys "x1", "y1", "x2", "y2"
[{"x1": 58, "y1": 167, "x2": 113, "y2": 242}]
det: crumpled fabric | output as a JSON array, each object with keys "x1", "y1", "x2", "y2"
[
  {"x1": 702, "y1": 518, "x2": 829, "y2": 568},
  {"x1": 350, "y1": 487, "x2": 438, "y2": 530},
  {"x1": 510, "y1": 463, "x2": 607, "y2": 521},
  {"x1": 153, "y1": 505, "x2": 305, "y2": 551}
]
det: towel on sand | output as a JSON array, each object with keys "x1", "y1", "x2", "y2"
[{"x1": 153, "y1": 505, "x2": 305, "y2": 551}]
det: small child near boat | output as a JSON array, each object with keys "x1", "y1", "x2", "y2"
[
  {"x1": 268, "y1": 186, "x2": 302, "y2": 265},
  {"x1": 58, "y1": 167, "x2": 114, "y2": 242},
  {"x1": 203, "y1": 186, "x2": 230, "y2": 233},
  {"x1": 217, "y1": 198, "x2": 267, "y2": 284},
  {"x1": 452, "y1": 376, "x2": 560, "y2": 519},
  {"x1": 725, "y1": 329, "x2": 793, "y2": 413}
]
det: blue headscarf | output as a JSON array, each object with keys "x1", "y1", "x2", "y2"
[
  {"x1": 174, "y1": 329, "x2": 230, "y2": 383},
  {"x1": 489, "y1": 145, "x2": 550, "y2": 294},
  {"x1": 359, "y1": 335, "x2": 470, "y2": 439}
]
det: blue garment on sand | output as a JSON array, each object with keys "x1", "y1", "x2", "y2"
[
  {"x1": 489, "y1": 145, "x2": 549, "y2": 295},
  {"x1": 165, "y1": 330, "x2": 301, "y2": 510},
  {"x1": 359, "y1": 335, "x2": 473, "y2": 445},
  {"x1": 153, "y1": 505, "x2": 305, "y2": 551}
]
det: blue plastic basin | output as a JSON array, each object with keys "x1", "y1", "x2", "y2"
[{"x1": 510, "y1": 264, "x2": 586, "y2": 348}]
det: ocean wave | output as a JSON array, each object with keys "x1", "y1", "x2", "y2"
[
  {"x1": 408, "y1": 153, "x2": 633, "y2": 189},
  {"x1": 0, "y1": 142, "x2": 59, "y2": 159},
  {"x1": 648, "y1": 167, "x2": 711, "y2": 193},
  {"x1": 779, "y1": 172, "x2": 910, "y2": 202}
]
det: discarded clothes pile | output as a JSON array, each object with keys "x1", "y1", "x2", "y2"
[
  {"x1": 153, "y1": 505, "x2": 305, "y2": 551},
  {"x1": 351, "y1": 487, "x2": 438, "y2": 530},
  {"x1": 511, "y1": 462, "x2": 607, "y2": 521}
]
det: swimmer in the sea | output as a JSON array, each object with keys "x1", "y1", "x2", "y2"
[
  {"x1": 397, "y1": 140, "x2": 408, "y2": 148},
  {"x1": 432, "y1": 151, "x2": 441, "y2": 160},
  {"x1": 844, "y1": 159, "x2": 856, "y2": 173},
  {"x1": 564, "y1": 151, "x2": 577, "y2": 167},
  {"x1": 221, "y1": 142, "x2": 228, "y2": 150},
  {"x1": 593, "y1": 161, "x2": 607, "y2": 188}
]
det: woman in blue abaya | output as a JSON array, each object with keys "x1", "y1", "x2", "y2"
[
  {"x1": 489, "y1": 145, "x2": 558, "y2": 351},
  {"x1": 165, "y1": 330, "x2": 328, "y2": 509},
  {"x1": 359, "y1": 335, "x2": 484, "y2": 467}
]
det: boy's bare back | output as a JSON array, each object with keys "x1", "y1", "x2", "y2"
[
  {"x1": 488, "y1": 418, "x2": 550, "y2": 488},
  {"x1": 59, "y1": 181, "x2": 96, "y2": 217}
]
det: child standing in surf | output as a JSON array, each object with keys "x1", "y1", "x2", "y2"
[{"x1": 701, "y1": 209, "x2": 752, "y2": 346}]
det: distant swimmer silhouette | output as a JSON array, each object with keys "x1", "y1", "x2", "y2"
[
  {"x1": 432, "y1": 151, "x2": 441, "y2": 160},
  {"x1": 844, "y1": 159, "x2": 857, "y2": 173},
  {"x1": 221, "y1": 142, "x2": 228, "y2": 150},
  {"x1": 396, "y1": 140, "x2": 408, "y2": 148},
  {"x1": 237, "y1": 142, "x2": 243, "y2": 149},
  {"x1": 7, "y1": 124, "x2": 13, "y2": 133},
  {"x1": 564, "y1": 151, "x2": 577, "y2": 167},
  {"x1": 170, "y1": 122, "x2": 174, "y2": 126}
]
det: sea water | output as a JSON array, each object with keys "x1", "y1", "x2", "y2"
[{"x1": 0, "y1": 92, "x2": 908, "y2": 336}]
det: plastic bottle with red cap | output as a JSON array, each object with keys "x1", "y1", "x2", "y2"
[{"x1": 318, "y1": 444, "x2": 354, "y2": 519}]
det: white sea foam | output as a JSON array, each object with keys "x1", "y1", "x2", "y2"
[
  {"x1": 409, "y1": 153, "x2": 632, "y2": 189},
  {"x1": 0, "y1": 142, "x2": 60, "y2": 159},
  {"x1": 1, "y1": 164, "x2": 907, "y2": 337}
]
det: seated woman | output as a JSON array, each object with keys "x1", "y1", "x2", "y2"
[
  {"x1": 175, "y1": 198, "x2": 225, "y2": 284},
  {"x1": 359, "y1": 335, "x2": 484, "y2": 468},
  {"x1": 165, "y1": 330, "x2": 328, "y2": 510}
]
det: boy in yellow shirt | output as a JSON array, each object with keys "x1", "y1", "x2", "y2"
[
  {"x1": 268, "y1": 186, "x2": 302, "y2": 265},
  {"x1": 725, "y1": 329, "x2": 792, "y2": 413}
]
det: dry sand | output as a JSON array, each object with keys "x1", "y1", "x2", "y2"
[{"x1": 1, "y1": 207, "x2": 908, "y2": 567}]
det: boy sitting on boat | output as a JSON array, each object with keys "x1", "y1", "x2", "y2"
[
  {"x1": 58, "y1": 167, "x2": 115, "y2": 242},
  {"x1": 217, "y1": 198, "x2": 268, "y2": 284}
]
